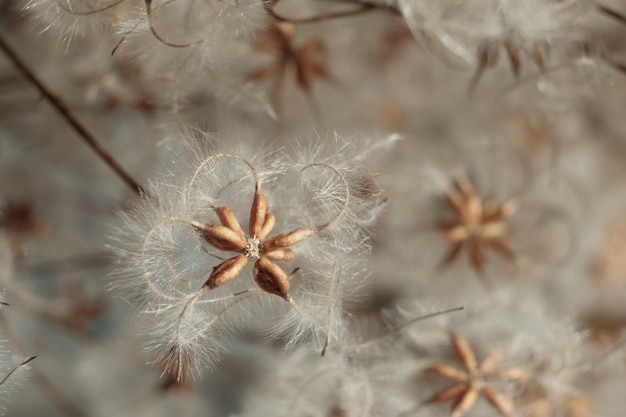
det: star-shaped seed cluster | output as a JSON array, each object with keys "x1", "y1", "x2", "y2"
[
  {"x1": 248, "y1": 22, "x2": 328, "y2": 109},
  {"x1": 437, "y1": 175, "x2": 517, "y2": 272},
  {"x1": 193, "y1": 189, "x2": 315, "y2": 301},
  {"x1": 190, "y1": 160, "x2": 346, "y2": 302},
  {"x1": 426, "y1": 332, "x2": 527, "y2": 417}
]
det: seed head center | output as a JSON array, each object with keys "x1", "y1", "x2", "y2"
[{"x1": 244, "y1": 236, "x2": 261, "y2": 258}]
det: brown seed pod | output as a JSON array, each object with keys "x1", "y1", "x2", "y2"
[
  {"x1": 204, "y1": 255, "x2": 248, "y2": 289},
  {"x1": 253, "y1": 256, "x2": 291, "y2": 299}
]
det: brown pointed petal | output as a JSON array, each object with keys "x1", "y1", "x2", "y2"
[
  {"x1": 203, "y1": 255, "x2": 248, "y2": 290},
  {"x1": 263, "y1": 248, "x2": 294, "y2": 262},
  {"x1": 445, "y1": 225, "x2": 471, "y2": 242},
  {"x1": 301, "y1": 39, "x2": 324, "y2": 54},
  {"x1": 479, "y1": 41, "x2": 501, "y2": 68},
  {"x1": 248, "y1": 66, "x2": 272, "y2": 82},
  {"x1": 451, "y1": 384, "x2": 479, "y2": 417},
  {"x1": 565, "y1": 394, "x2": 593, "y2": 417},
  {"x1": 257, "y1": 212, "x2": 276, "y2": 240},
  {"x1": 253, "y1": 257, "x2": 290, "y2": 299},
  {"x1": 215, "y1": 207, "x2": 245, "y2": 239},
  {"x1": 441, "y1": 241, "x2": 464, "y2": 267},
  {"x1": 445, "y1": 189, "x2": 465, "y2": 218},
  {"x1": 430, "y1": 383, "x2": 468, "y2": 403},
  {"x1": 296, "y1": 62, "x2": 313, "y2": 91},
  {"x1": 487, "y1": 367, "x2": 528, "y2": 381},
  {"x1": 533, "y1": 40, "x2": 549, "y2": 70},
  {"x1": 427, "y1": 364, "x2": 468, "y2": 382},
  {"x1": 436, "y1": 219, "x2": 459, "y2": 231},
  {"x1": 254, "y1": 37, "x2": 282, "y2": 51},
  {"x1": 456, "y1": 175, "x2": 476, "y2": 196},
  {"x1": 466, "y1": 195, "x2": 482, "y2": 225},
  {"x1": 478, "y1": 350, "x2": 504, "y2": 373},
  {"x1": 249, "y1": 192, "x2": 268, "y2": 238},
  {"x1": 200, "y1": 224, "x2": 246, "y2": 251},
  {"x1": 481, "y1": 202, "x2": 502, "y2": 222},
  {"x1": 309, "y1": 60, "x2": 328, "y2": 78},
  {"x1": 481, "y1": 222, "x2": 508, "y2": 239},
  {"x1": 505, "y1": 40, "x2": 521, "y2": 77},
  {"x1": 276, "y1": 22, "x2": 295, "y2": 41},
  {"x1": 482, "y1": 386, "x2": 514, "y2": 417},
  {"x1": 527, "y1": 398, "x2": 553, "y2": 417},
  {"x1": 470, "y1": 41, "x2": 499, "y2": 92},
  {"x1": 262, "y1": 228, "x2": 314, "y2": 251},
  {"x1": 502, "y1": 201, "x2": 518, "y2": 219},
  {"x1": 451, "y1": 332, "x2": 477, "y2": 372}
]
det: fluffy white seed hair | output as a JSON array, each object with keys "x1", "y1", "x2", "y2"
[{"x1": 109, "y1": 134, "x2": 386, "y2": 380}]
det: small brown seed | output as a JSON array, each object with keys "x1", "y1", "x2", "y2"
[
  {"x1": 215, "y1": 207, "x2": 245, "y2": 239},
  {"x1": 262, "y1": 228, "x2": 314, "y2": 250},
  {"x1": 249, "y1": 192, "x2": 268, "y2": 238},
  {"x1": 258, "y1": 212, "x2": 276, "y2": 240},
  {"x1": 204, "y1": 255, "x2": 248, "y2": 289},
  {"x1": 200, "y1": 224, "x2": 247, "y2": 251},
  {"x1": 263, "y1": 248, "x2": 294, "y2": 261},
  {"x1": 253, "y1": 257, "x2": 290, "y2": 299}
]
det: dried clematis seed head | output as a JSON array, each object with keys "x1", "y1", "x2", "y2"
[{"x1": 110, "y1": 135, "x2": 386, "y2": 379}]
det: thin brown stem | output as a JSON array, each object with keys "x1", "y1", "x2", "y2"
[
  {"x1": 608, "y1": 59, "x2": 626, "y2": 73},
  {"x1": 597, "y1": 4, "x2": 626, "y2": 25},
  {"x1": 0, "y1": 355, "x2": 36, "y2": 386},
  {"x1": 0, "y1": 34, "x2": 145, "y2": 196},
  {"x1": 348, "y1": 307, "x2": 464, "y2": 350},
  {"x1": 0, "y1": 315, "x2": 88, "y2": 417},
  {"x1": 111, "y1": 19, "x2": 141, "y2": 56}
]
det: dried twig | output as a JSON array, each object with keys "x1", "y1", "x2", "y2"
[
  {"x1": 0, "y1": 355, "x2": 36, "y2": 387},
  {"x1": 0, "y1": 34, "x2": 145, "y2": 196},
  {"x1": 597, "y1": 3, "x2": 626, "y2": 25},
  {"x1": 0, "y1": 315, "x2": 88, "y2": 417}
]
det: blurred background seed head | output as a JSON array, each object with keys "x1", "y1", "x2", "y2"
[{"x1": 0, "y1": 0, "x2": 626, "y2": 416}]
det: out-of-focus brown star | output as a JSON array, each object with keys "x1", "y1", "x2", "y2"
[
  {"x1": 437, "y1": 175, "x2": 516, "y2": 272},
  {"x1": 426, "y1": 332, "x2": 527, "y2": 417},
  {"x1": 248, "y1": 22, "x2": 328, "y2": 111}
]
